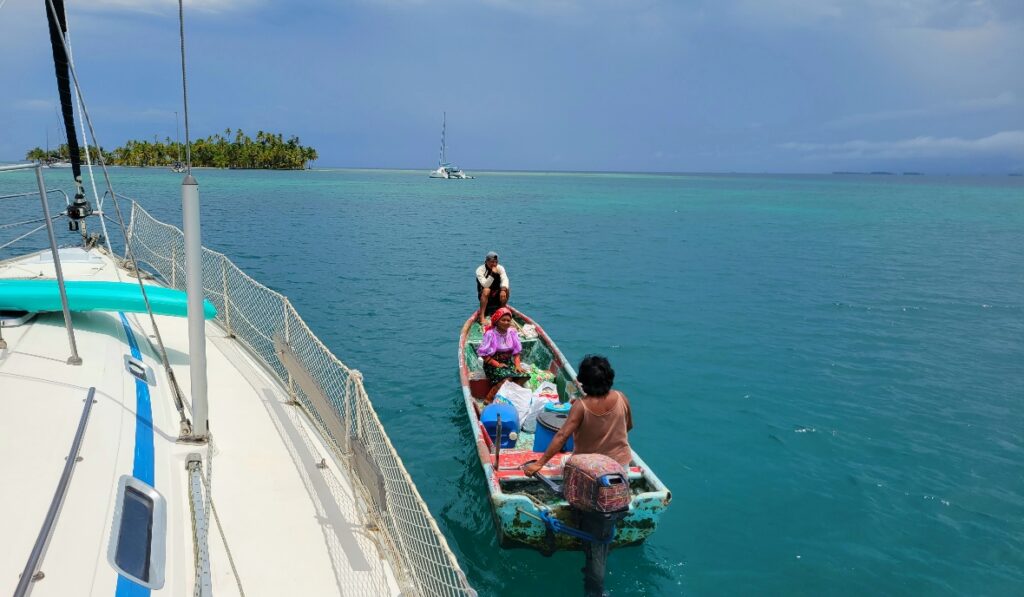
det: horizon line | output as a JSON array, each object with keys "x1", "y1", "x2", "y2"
[{"x1": 1, "y1": 161, "x2": 1022, "y2": 177}]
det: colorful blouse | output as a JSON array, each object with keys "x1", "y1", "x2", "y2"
[{"x1": 476, "y1": 327, "x2": 522, "y2": 357}]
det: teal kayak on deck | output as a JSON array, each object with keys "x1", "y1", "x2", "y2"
[{"x1": 0, "y1": 280, "x2": 217, "y2": 319}]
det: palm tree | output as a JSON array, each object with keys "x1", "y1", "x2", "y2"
[
  {"x1": 303, "y1": 147, "x2": 318, "y2": 169},
  {"x1": 25, "y1": 147, "x2": 47, "y2": 162}
]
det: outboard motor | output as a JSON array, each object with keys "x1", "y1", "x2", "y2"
[
  {"x1": 564, "y1": 454, "x2": 630, "y2": 596},
  {"x1": 528, "y1": 454, "x2": 631, "y2": 597},
  {"x1": 563, "y1": 453, "x2": 631, "y2": 513}
]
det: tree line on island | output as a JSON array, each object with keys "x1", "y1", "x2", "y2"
[{"x1": 25, "y1": 129, "x2": 318, "y2": 170}]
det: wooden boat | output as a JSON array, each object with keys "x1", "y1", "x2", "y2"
[{"x1": 457, "y1": 307, "x2": 672, "y2": 552}]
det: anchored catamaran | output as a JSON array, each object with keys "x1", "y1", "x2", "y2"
[
  {"x1": 429, "y1": 112, "x2": 473, "y2": 179},
  {"x1": 1, "y1": 2, "x2": 474, "y2": 596}
]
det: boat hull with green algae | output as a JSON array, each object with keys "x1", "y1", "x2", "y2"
[{"x1": 457, "y1": 307, "x2": 671, "y2": 552}]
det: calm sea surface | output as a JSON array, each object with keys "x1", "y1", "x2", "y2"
[{"x1": 3, "y1": 168, "x2": 1023, "y2": 595}]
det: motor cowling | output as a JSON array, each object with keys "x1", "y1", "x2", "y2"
[{"x1": 563, "y1": 454, "x2": 631, "y2": 513}]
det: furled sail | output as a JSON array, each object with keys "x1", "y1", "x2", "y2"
[{"x1": 44, "y1": 0, "x2": 90, "y2": 226}]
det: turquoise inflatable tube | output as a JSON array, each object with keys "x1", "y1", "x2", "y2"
[{"x1": 0, "y1": 280, "x2": 217, "y2": 319}]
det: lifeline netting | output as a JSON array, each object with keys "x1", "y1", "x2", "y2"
[{"x1": 122, "y1": 198, "x2": 475, "y2": 597}]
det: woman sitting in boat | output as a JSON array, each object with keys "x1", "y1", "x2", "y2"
[
  {"x1": 523, "y1": 355, "x2": 633, "y2": 476},
  {"x1": 476, "y1": 307, "x2": 529, "y2": 403}
]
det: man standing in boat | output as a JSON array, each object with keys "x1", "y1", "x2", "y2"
[{"x1": 476, "y1": 251, "x2": 510, "y2": 325}]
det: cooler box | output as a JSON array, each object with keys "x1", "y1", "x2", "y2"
[
  {"x1": 532, "y1": 410, "x2": 574, "y2": 453},
  {"x1": 481, "y1": 403, "x2": 519, "y2": 449}
]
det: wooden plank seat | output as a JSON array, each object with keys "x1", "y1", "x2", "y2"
[{"x1": 491, "y1": 449, "x2": 643, "y2": 481}]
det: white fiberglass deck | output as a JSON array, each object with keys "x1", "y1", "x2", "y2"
[{"x1": 0, "y1": 248, "x2": 401, "y2": 596}]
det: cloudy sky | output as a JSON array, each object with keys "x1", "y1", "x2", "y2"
[{"x1": 1, "y1": 0, "x2": 1022, "y2": 173}]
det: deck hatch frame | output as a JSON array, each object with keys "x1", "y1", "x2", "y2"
[{"x1": 107, "y1": 475, "x2": 167, "y2": 590}]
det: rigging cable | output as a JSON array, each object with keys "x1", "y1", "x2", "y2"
[
  {"x1": 64, "y1": 25, "x2": 113, "y2": 255},
  {"x1": 178, "y1": 0, "x2": 192, "y2": 174},
  {"x1": 44, "y1": 0, "x2": 193, "y2": 436},
  {"x1": 202, "y1": 436, "x2": 247, "y2": 596}
]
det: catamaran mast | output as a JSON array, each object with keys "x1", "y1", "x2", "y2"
[{"x1": 439, "y1": 111, "x2": 447, "y2": 167}]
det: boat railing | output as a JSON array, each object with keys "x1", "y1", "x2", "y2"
[
  {"x1": 119, "y1": 196, "x2": 475, "y2": 597},
  {"x1": 0, "y1": 190, "x2": 71, "y2": 252},
  {"x1": 0, "y1": 163, "x2": 84, "y2": 364}
]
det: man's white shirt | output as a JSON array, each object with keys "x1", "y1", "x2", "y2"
[{"x1": 476, "y1": 264, "x2": 510, "y2": 289}]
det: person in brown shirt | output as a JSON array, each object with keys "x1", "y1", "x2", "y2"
[{"x1": 523, "y1": 355, "x2": 634, "y2": 476}]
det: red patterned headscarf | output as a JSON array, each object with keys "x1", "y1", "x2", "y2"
[{"x1": 490, "y1": 307, "x2": 512, "y2": 328}]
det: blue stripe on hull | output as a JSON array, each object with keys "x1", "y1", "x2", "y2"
[{"x1": 116, "y1": 312, "x2": 154, "y2": 597}]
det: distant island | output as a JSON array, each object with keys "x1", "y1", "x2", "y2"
[
  {"x1": 832, "y1": 171, "x2": 923, "y2": 176},
  {"x1": 25, "y1": 129, "x2": 318, "y2": 170}
]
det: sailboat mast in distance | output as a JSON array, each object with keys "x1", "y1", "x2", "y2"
[
  {"x1": 440, "y1": 111, "x2": 446, "y2": 167},
  {"x1": 428, "y1": 112, "x2": 473, "y2": 179}
]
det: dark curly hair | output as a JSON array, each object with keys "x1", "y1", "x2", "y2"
[{"x1": 577, "y1": 354, "x2": 615, "y2": 396}]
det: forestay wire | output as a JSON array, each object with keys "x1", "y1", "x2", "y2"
[{"x1": 64, "y1": 26, "x2": 112, "y2": 255}]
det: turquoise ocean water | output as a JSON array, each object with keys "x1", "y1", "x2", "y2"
[{"x1": 2, "y1": 168, "x2": 1022, "y2": 595}]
